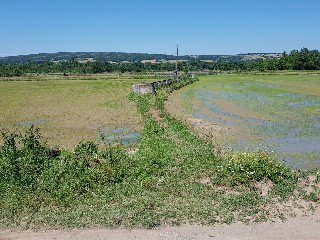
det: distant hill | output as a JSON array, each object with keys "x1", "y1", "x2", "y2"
[{"x1": 0, "y1": 52, "x2": 281, "y2": 64}]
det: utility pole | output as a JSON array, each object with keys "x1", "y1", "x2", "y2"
[{"x1": 176, "y1": 42, "x2": 179, "y2": 80}]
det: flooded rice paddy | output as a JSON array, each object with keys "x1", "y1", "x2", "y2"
[
  {"x1": 167, "y1": 75, "x2": 320, "y2": 170},
  {"x1": 98, "y1": 127, "x2": 141, "y2": 145},
  {"x1": 0, "y1": 76, "x2": 150, "y2": 149}
]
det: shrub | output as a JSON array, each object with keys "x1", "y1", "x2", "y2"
[
  {"x1": 0, "y1": 128, "x2": 130, "y2": 204},
  {"x1": 0, "y1": 126, "x2": 51, "y2": 188},
  {"x1": 213, "y1": 151, "x2": 297, "y2": 187}
]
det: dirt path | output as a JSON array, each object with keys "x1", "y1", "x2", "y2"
[{"x1": 2, "y1": 210, "x2": 320, "y2": 240}]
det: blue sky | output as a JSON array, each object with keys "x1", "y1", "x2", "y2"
[{"x1": 1, "y1": 0, "x2": 319, "y2": 56}]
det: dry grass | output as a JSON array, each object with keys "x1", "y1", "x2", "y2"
[{"x1": 0, "y1": 74, "x2": 157, "y2": 149}]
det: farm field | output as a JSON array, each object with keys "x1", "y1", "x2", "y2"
[
  {"x1": 1, "y1": 74, "x2": 319, "y2": 230},
  {"x1": 166, "y1": 74, "x2": 320, "y2": 170},
  {"x1": 0, "y1": 74, "x2": 157, "y2": 149}
]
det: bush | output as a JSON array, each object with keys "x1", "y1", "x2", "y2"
[
  {"x1": 0, "y1": 126, "x2": 51, "y2": 188},
  {"x1": 213, "y1": 151, "x2": 297, "y2": 187},
  {"x1": 0, "y1": 128, "x2": 130, "y2": 203}
]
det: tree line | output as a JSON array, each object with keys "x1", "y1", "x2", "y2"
[
  {"x1": 0, "y1": 51, "x2": 242, "y2": 64},
  {"x1": 1, "y1": 48, "x2": 319, "y2": 77}
]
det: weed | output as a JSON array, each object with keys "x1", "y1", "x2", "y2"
[
  {"x1": 213, "y1": 151, "x2": 297, "y2": 188},
  {"x1": 305, "y1": 192, "x2": 319, "y2": 202}
]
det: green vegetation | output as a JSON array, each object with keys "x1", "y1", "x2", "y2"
[
  {"x1": 1, "y1": 48, "x2": 320, "y2": 77},
  {"x1": 1, "y1": 76, "x2": 318, "y2": 229},
  {"x1": 0, "y1": 51, "x2": 242, "y2": 64}
]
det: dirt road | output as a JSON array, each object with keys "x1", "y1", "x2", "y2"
[{"x1": 1, "y1": 210, "x2": 320, "y2": 240}]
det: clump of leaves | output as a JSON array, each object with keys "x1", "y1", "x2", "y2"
[
  {"x1": 213, "y1": 151, "x2": 297, "y2": 191},
  {"x1": 0, "y1": 126, "x2": 51, "y2": 189}
]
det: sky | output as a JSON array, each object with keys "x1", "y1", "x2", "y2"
[{"x1": 0, "y1": 0, "x2": 320, "y2": 56}]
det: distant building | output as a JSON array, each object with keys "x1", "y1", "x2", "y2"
[
  {"x1": 141, "y1": 59, "x2": 157, "y2": 63},
  {"x1": 78, "y1": 58, "x2": 96, "y2": 63},
  {"x1": 200, "y1": 60, "x2": 214, "y2": 63}
]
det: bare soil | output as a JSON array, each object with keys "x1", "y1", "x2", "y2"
[{"x1": 1, "y1": 209, "x2": 320, "y2": 240}]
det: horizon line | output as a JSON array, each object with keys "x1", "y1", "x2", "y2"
[{"x1": 0, "y1": 51, "x2": 286, "y2": 58}]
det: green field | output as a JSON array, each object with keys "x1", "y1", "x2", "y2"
[
  {"x1": 0, "y1": 75, "x2": 157, "y2": 149},
  {"x1": 166, "y1": 74, "x2": 320, "y2": 169},
  {"x1": 0, "y1": 74, "x2": 319, "y2": 229}
]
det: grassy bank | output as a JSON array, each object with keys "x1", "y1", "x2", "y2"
[{"x1": 0, "y1": 76, "x2": 319, "y2": 229}]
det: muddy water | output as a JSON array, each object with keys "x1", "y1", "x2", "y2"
[
  {"x1": 98, "y1": 127, "x2": 141, "y2": 145},
  {"x1": 170, "y1": 79, "x2": 320, "y2": 170}
]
